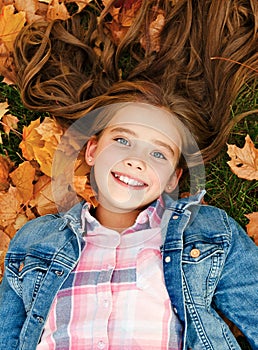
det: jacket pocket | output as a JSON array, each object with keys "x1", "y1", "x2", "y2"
[
  {"x1": 6, "y1": 253, "x2": 50, "y2": 312},
  {"x1": 182, "y1": 240, "x2": 224, "y2": 264},
  {"x1": 182, "y1": 240, "x2": 225, "y2": 304}
]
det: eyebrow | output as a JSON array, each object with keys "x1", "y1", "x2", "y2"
[{"x1": 110, "y1": 126, "x2": 175, "y2": 156}]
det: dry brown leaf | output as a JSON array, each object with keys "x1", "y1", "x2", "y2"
[
  {"x1": 227, "y1": 135, "x2": 258, "y2": 180},
  {"x1": 30, "y1": 174, "x2": 58, "y2": 215},
  {"x1": 14, "y1": 0, "x2": 42, "y2": 24},
  {"x1": 245, "y1": 212, "x2": 258, "y2": 245},
  {"x1": 2, "y1": 113, "x2": 18, "y2": 135},
  {"x1": 0, "y1": 185, "x2": 23, "y2": 228},
  {"x1": 0, "y1": 5, "x2": 26, "y2": 51},
  {"x1": 0, "y1": 229, "x2": 10, "y2": 252},
  {"x1": 140, "y1": 12, "x2": 165, "y2": 52},
  {"x1": 0, "y1": 42, "x2": 16, "y2": 83},
  {"x1": 105, "y1": 0, "x2": 142, "y2": 44},
  {"x1": 0, "y1": 100, "x2": 9, "y2": 118},
  {"x1": 9, "y1": 161, "x2": 36, "y2": 202},
  {"x1": 73, "y1": 0, "x2": 90, "y2": 13},
  {"x1": 46, "y1": 0, "x2": 70, "y2": 21},
  {"x1": 0, "y1": 154, "x2": 12, "y2": 191}
]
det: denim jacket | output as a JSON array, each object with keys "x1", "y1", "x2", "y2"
[{"x1": 0, "y1": 192, "x2": 257, "y2": 350}]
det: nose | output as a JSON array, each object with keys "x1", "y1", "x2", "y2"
[{"x1": 124, "y1": 158, "x2": 146, "y2": 171}]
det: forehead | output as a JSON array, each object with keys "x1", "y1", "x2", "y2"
[{"x1": 107, "y1": 103, "x2": 184, "y2": 145}]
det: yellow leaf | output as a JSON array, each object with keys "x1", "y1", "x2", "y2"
[
  {"x1": 19, "y1": 118, "x2": 43, "y2": 161},
  {"x1": 0, "y1": 100, "x2": 9, "y2": 119},
  {"x1": 0, "y1": 186, "x2": 23, "y2": 228},
  {"x1": 30, "y1": 174, "x2": 58, "y2": 216},
  {"x1": 0, "y1": 5, "x2": 26, "y2": 51},
  {"x1": 2, "y1": 113, "x2": 18, "y2": 135},
  {"x1": 227, "y1": 134, "x2": 258, "y2": 180},
  {"x1": 73, "y1": 175, "x2": 98, "y2": 207},
  {"x1": 47, "y1": 0, "x2": 70, "y2": 21},
  {"x1": 9, "y1": 161, "x2": 36, "y2": 203},
  {"x1": 245, "y1": 212, "x2": 258, "y2": 245}
]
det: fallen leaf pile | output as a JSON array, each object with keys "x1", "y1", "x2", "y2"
[
  {"x1": 0, "y1": 1, "x2": 257, "y2": 288},
  {"x1": 0, "y1": 100, "x2": 98, "y2": 282}
]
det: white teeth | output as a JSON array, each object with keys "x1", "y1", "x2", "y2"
[{"x1": 114, "y1": 173, "x2": 144, "y2": 187}]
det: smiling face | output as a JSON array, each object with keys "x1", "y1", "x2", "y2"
[{"x1": 85, "y1": 103, "x2": 183, "y2": 214}]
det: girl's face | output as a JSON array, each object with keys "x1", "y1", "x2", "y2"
[{"x1": 85, "y1": 104, "x2": 183, "y2": 213}]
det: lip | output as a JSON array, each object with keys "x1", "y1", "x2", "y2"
[{"x1": 111, "y1": 171, "x2": 148, "y2": 189}]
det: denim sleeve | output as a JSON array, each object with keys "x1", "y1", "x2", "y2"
[
  {"x1": 0, "y1": 273, "x2": 27, "y2": 349},
  {"x1": 213, "y1": 217, "x2": 258, "y2": 349}
]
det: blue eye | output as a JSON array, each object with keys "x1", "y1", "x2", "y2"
[
  {"x1": 114, "y1": 137, "x2": 130, "y2": 146},
  {"x1": 152, "y1": 151, "x2": 166, "y2": 159}
]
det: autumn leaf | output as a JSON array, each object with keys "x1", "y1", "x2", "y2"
[
  {"x1": 46, "y1": 0, "x2": 70, "y2": 21},
  {"x1": 227, "y1": 134, "x2": 258, "y2": 180},
  {"x1": 9, "y1": 161, "x2": 36, "y2": 203},
  {"x1": 0, "y1": 154, "x2": 13, "y2": 191},
  {"x1": 30, "y1": 174, "x2": 58, "y2": 216},
  {"x1": 19, "y1": 118, "x2": 64, "y2": 176},
  {"x1": 245, "y1": 212, "x2": 258, "y2": 245},
  {"x1": 73, "y1": 175, "x2": 98, "y2": 207},
  {"x1": 0, "y1": 100, "x2": 9, "y2": 118},
  {"x1": 0, "y1": 5, "x2": 26, "y2": 51},
  {"x1": 104, "y1": 0, "x2": 142, "y2": 44},
  {"x1": 0, "y1": 186, "x2": 23, "y2": 228},
  {"x1": 19, "y1": 118, "x2": 43, "y2": 161},
  {"x1": 140, "y1": 11, "x2": 165, "y2": 52},
  {"x1": 14, "y1": 0, "x2": 42, "y2": 24},
  {"x1": 0, "y1": 43, "x2": 16, "y2": 84},
  {"x1": 2, "y1": 113, "x2": 19, "y2": 135}
]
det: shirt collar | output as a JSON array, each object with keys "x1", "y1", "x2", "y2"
[{"x1": 81, "y1": 196, "x2": 165, "y2": 235}]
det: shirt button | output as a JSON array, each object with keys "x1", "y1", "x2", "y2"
[
  {"x1": 103, "y1": 300, "x2": 109, "y2": 308},
  {"x1": 165, "y1": 256, "x2": 171, "y2": 263},
  {"x1": 190, "y1": 248, "x2": 201, "y2": 258},
  {"x1": 97, "y1": 340, "x2": 106, "y2": 349}
]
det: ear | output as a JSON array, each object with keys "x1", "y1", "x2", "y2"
[
  {"x1": 85, "y1": 136, "x2": 98, "y2": 166},
  {"x1": 165, "y1": 168, "x2": 183, "y2": 193}
]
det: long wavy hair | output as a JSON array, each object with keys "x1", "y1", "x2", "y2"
[{"x1": 13, "y1": 0, "x2": 258, "y2": 163}]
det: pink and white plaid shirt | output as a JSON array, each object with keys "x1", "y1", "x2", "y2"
[{"x1": 37, "y1": 198, "x2": 183, "y2": 349}]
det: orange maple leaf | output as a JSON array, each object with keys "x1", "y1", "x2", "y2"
[
  {"x1": 19, "y1": 118, "x2": 64, "y2": 176},
  {"x1": 0, "y1": 154, "x2": 12, "y2": 191},
  {"x1": 9, "y1": 161, "x2": 36, "y2": 203},
  {"x1": 227, "y1": 134, "x2": 258, "y2": 180},
  {"x1": 0, "y1": 5, "x2": 26, "y2": 51},
  {"x1": 0, "y1": 186, "x2": 23, "y2": 228},
  {"x1": 245, "y1": 212, "x2": 258, "y2": 245},
  {"x1": 73, "y1": 175, "x2": 98, "y2": 207},
  {"x1": 19, "y1": 118, "x2": 43, "y2": 161},
  {"x1": 30, "y1": 174, "x2": 58, "y2": 216}
]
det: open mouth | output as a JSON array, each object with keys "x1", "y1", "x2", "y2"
[{"x1": 112, "y1": 172, "x2": 147, "y2": 188}]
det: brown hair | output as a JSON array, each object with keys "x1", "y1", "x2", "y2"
[{"x1": 13, "y1": 0, "x2": 258, "y2": 163}]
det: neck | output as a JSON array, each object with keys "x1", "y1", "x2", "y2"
[{"x1": 94, "y1": 205, "x2": 141, "y2": 233}]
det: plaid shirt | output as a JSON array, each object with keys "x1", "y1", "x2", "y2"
[{"x1": 37, "y1": 198, "x2": 182, "y2": 349}]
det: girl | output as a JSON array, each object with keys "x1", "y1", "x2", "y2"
[
  {"x1": 0, "y1": 0, "x2": 258, "y2": 349},
  {"x1": 0, "y1": 99, "x2": 257, "y2": 350}
]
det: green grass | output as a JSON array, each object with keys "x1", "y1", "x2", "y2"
[{"x1": 205, "y1": 82, "x2": 258, "y2": 228}]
